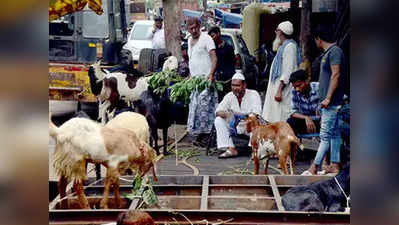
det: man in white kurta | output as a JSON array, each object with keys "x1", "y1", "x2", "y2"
[
  {"x1": 262, "y1": 21, "x2": 300, "y2": 122},
  {"x1": 215, "y1": 72, "x2": 262, "y2": 158}
]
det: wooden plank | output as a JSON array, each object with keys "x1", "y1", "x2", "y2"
[
  {"x1": 208, "y1": 184, "x2": 272, "y2": 187},
  {"x1": 50, "y1": 209, "x2": 350, "y2": 224},
  {"x1": 268, "y1": 175, "x2": 285, "y2": 212},
  {"x1": 207, "y1": 196, "x2": 275, "y2": 199},
  {"x1": 200, "y1": 175, "x2": 209, "y2": 210}
]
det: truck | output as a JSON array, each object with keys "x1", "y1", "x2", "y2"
[
  {"x1": 49, "y1": 0, "x2": 130, "y2": 119},
  {"x1": 49, "y1": 175, "x2": 350, "y2": 224}
]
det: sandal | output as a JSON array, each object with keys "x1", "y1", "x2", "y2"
[
  {"x1": 325, "y1": 165, "x2": 340, "y2": 174},
  {"x1": 301, "y1": 170, "x2": 313, "y2": 176},
  {"x1": 218, "y1": 149, "x2": 238, "y2": 159}
]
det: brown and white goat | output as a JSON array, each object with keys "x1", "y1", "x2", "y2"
[
  {"x1": 245, "y1": 114, "x2": 300, "y2": 175},
  {"x1": 49, "y1": 115, "x2": 159, "y2": 209}
]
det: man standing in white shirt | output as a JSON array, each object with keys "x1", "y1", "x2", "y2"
[
  {"x1": 215, "y1": 72, "x2": 262, "y2": 158},
  {"x1": 186, "y1": 17, "x2": 218, "y2": 146},
  {"x1": 186, "y1": 17, "x2": 217, "y2": 80},
  {"x1": 262, "y1": 21, "x2": 301, "y2": 122},
  {"x1": 148, "y1": 16, "x2": 166, "y2": 49}
]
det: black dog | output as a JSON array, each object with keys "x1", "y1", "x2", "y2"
[{"x1": 282, "y1": 165, "x2": 350, "y2": 212}]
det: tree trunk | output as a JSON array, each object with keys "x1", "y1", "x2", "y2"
[
  {"x1": 162, "y1": 0, "x2": 182, "y2": 60},
  {"x1": 300, "y1": 0, "x2": 312, "y2": 74}
]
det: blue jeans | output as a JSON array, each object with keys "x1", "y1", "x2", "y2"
[{"x1": 314, "y1": 105, "x2": 341, "y2": 166}]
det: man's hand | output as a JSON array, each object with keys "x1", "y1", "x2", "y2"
[
  {"x1": 274, "y1": 90, "x2": 282, "y2": 102},
  {"x1": 152, "y1": 24, "x2": 158, "y2": 33},
  {"x1": 207, "y1": 74, "x2": 215, "y2": 84},
  {"x1": 321, "y1": 98, "x2": 331, "y2": 108},
  {"x1": 305, "y1": 116, "x2": 316, "y2": 133},
  {"x1": 216, "y1": 111, "x2": 228, "y2": 119}
]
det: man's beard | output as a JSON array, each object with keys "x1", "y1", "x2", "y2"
[{"x1": 272, "y1": 36, "x2": 282, "y2": 52}]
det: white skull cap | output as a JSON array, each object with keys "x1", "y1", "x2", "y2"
[
  {"x1": 277, "y1": 21, "x2": 294, "y2": 36},
  {"x1": 232, "y1": 71, "x2": 245, "y2": 80}
]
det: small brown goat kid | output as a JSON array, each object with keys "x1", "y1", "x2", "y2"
[
  {"x1": 49, "y1": 114, "x2": 159, "y2": 209},
  {"x1": 245, "y1": 114, "x2": 301, "y2": 175}
]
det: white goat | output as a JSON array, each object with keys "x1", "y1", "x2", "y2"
[
  {"x1": 105, "y1": 112, "x2": 150, "y2": 144},
  {"x1": 49, "y1": 114, "x2": 159, "y2": 209},
  {"x1": 162, "y1": 56, "x2": 178, "y2": 71}
]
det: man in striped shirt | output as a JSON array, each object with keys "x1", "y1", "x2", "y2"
[{"x1": 287, "y1": 69, "x2": 320, "y2": 135}]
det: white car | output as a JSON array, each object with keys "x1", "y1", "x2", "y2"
[{"x1": 122, "y1": 20, "x2": 154, "y2": 62}]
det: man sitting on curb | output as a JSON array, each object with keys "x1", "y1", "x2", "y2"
[
  {"x1": 215, "y1": 72, "x2": 262, "y2": 158},
  {"x1": 287, "y1": 69, "x2": 321, "y2": 135}
]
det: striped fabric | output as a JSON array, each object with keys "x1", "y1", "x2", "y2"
[{"x1": 291, "y1": 82, "x2": 320, "y2": 120}]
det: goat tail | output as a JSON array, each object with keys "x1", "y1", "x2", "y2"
[
  {"x1": 49, "y1": 112, "x2": 60, "y2": 140},
  {"x1": 287, "y1": 135, "x2": 302, "y2": 150}
]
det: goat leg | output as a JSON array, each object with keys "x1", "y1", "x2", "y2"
[
  {"x1": 58, "y1": 175, "x2": 68, "y2": 209},
  {"x1": 112, "y1": 176, "x2": 122, "y2": 209},
  {"x1": 74, "y1": 179, "x2": 90, "y2": 209},
  {"x1": 263, "y1": 158, "x2": 269, "y2": 175},
  {"x1": 151, "y1": 128, "x2": 160, "y2": 155},
  {"x1": 290, "y1": 148, "x2": 296, "y2": 175},
  {"x1": 152, "y1": 164, "x2": 158, "y2": 181},
  {"x1": 279, "y1": 152, "x2": 289, "y2": 175},
  {"x1": 253, "y1": 149, "x2": 259, "y2": 175},
  {"x1": 162, "y1": 127, "x2": 169, "y2": 155},
  {"x1": 100, "y1": 172, "x2": 112, "y2": 209}
]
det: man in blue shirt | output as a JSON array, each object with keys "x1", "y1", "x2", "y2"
[
  {"x1": 304, "y1": 25, "x2": 346, "y2": 175},
  {"x1": 287, "y1": 69, "x2": 320, "y2": 135}
]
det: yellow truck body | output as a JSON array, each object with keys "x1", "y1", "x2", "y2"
[{"x1": 49, "y1": 63, "x2": 97, "y2": 102}]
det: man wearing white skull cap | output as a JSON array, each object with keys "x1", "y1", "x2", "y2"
[
  {"x1": 214, "y1": 71, "x2": 262, "y2": 158},
  {"x1": 262, "y1": 21, "x2": 302, "y2": 123}
]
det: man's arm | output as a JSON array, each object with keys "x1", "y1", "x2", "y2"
[
  {"x1": 216, "y1": 111, "x2": 228, "y2": 118},
  {"x1": 208, "y1": 49, "x2": 217, "y2": 83},
  {"x1": 275, "y1": 44, "x2": 296, "y2": 102},
  {"x1": 321, "y1": 64, "x2": 340, "y2": 108},
  {"x1": 215, "y1": 93, "x2": 230, "y2": 118},
  {"x1": 291, "y1": 112, "x2": 316, "y2": 133},
  {"x1": 147, "y1": 26, "x2": 156, "y2": 39},
  {"x1": 274, "y1": 81, "x2": 285, "y2": 102}
]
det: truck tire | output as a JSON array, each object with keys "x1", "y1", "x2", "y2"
[
  {"x1": 153, "y1": 48, "x2": 168, "y2": 71},
  {"x1": 138, "y1": 48, "x2": 154, "y2": 75}
]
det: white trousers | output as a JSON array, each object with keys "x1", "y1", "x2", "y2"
[
  {"x1": 215, "y1": 116, "x2": 250, "y2": 149},
  {"x1": 215, "y1": 117, "x2": 234, "y2": 149}
]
